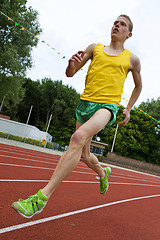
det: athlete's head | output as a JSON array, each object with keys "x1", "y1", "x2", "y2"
[
  {"x1": 111, "y1": 14, "x2": 133, "y2": 41},
  {"x1": 118, "y1": 14, "x2": 133, "y2": 32}
]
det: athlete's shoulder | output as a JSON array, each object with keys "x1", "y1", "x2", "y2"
[
  {"x1": 84, "y1": 43, "x2": 98, "y2": 59},
  {"x1": 85, "y1": 43, "x2": 97, "y2": 52},
  {"x1": 129, "y1": 53, "x2": 141, "y2": 72}
]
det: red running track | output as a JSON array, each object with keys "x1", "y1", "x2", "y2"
[{"x1": 0, "y1": 142, "x2": 160, "y2": 240}]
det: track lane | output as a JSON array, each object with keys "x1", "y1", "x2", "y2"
[{"x1": 0, "y1": 142, "x2": 160, "y2": 240}]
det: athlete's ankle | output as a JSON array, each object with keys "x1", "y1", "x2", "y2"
[
  {"x1": 41, "y1": 188, "x2": 51, "y2": 199},
  {"x1": 99, "y1": 169, "x2": 105, "y2": 178}
]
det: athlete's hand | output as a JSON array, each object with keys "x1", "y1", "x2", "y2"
[
  {"x1": 118, "y1": 108, "x2": 130, "y2": 126},
  {"x1": 66, "y1": 51, "x2": 85, "y2": 77},
  {"x1": 69, "y1": 51, "x2": 85, "y2": 68}
]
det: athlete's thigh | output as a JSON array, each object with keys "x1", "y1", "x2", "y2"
[
  {"x1": 78, "y1": 108, "x2": 111, "y2": 138},
  {"x1": 75, "y1": 109, "x2": 111, "y2": 156}
]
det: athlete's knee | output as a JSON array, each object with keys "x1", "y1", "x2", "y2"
[{"x1": 70, "y1": 129, "x2": 87, "y2": 147}]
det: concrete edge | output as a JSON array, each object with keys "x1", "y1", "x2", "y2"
[{"x1": 0, "y1": 137, "x2": 63, "y2": 156}]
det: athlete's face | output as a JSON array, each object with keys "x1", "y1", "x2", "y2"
[{"x1": 111, "y1": 17, "x2": 132, "y2": 41}]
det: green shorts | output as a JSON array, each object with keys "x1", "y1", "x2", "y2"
[{"x1": 76, "y1": 100, "x2": 119, "y2": 127}]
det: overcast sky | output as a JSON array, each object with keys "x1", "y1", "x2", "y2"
[{"x1": 26, "y1": 0, "x2": 160, "y2": 107}]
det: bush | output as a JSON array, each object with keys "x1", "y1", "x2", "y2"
[
  {"x1": 9, "y1": 134, "x2": 23, "y2": 142},
  {"x1": 25, "y1": 138, "x2": 41, "y2": 146},
  {"x1": 46, "y1": 141, "x2": 54, "y2": 149},
  {"x1": 0, "y1": 132, "x2": 8, "y2": 138},
  {"x1": 0, "y1": 132, "x2": 55, "y2": 150}
]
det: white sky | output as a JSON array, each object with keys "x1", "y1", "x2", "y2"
[{"x1": 26, "y1": 0, "x2": 160, "y2": 107}]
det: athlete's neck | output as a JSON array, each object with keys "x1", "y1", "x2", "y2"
[
  {"x1": 109, "y1": 41, "x2": 125, "y2": 51},
  {"x1": 104, "y1": 43, "x2": 125, "y2": 56}
]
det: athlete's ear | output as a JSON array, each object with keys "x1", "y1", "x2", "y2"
[{"x1": 126, "y1": 32, "x2": 132, "y2": 39}]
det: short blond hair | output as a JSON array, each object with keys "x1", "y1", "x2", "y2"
[{"x1": 119, "y1": 14, "x2": 133, "y2": 32}]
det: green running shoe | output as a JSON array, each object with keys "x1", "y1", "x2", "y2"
[
  {"x1": 12, "y1": 189, "x2": 47, "y2": 218},
  {"x1": 99, "y1": 167, "x2": 111, "y2": 194}
]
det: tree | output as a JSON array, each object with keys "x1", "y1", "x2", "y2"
[
  {"x1": 38, "y1": 78, "x2": 80, "y2": 145},
  {"x1": 139, "y1": 97, "x2": 160, "y2": 124},
  {"x1": 138, "y1": 97, "x2": 160, "y2": 164},
  {"x1": 0, "y1": 0, "x2": 42, "y2": 111},
  {"x1": 14, "y1": 78, "x2": 80, "y2": 146},
  {"x1": 99, "y1": 106, "x2": 160, "y2": 165},
  {"x1": 15, "y1": 78, "x2": 42, "y2": 124}
]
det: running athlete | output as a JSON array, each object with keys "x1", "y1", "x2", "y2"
[{"x1": 12, "y1": 14, "x2": 142, "y2": 218}]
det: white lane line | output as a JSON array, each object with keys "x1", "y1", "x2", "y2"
[
  {"x1": 0, "y1": 146, "x2": 87, "y2": 171},
  {"x1": 1, "y1": 149, "x2": 155, "y2": 179},
  {"x1": 101, "y1": 162, "x2": 160, "y2": 179},
  {"x1": 1, "y1": 147, "x2": 159, "y2": 182},
  {"x1": 0, "y1": 162, "x2": 95, "y2": 175},
  {"x1": 113, "y1": 171, "x2": 160, "y2": 183},
  {"x1": 0, "y1": 154, "x2": 59, "y2": 165},
  {"x1": 1, "y1": 143, "x2": 160, "y2": 179},
  {"x1": 0, "y1": 154, "x2": 91, "y2": 172},
  {"x1": 0, "y1": 153, "x2": 147, "y2": 178},
  {"x1": 0, "y1": 179, "x2": 97, "y2": 184},
  {"x1": 109, "y1": 174, "x2": 160, "y2": 185},
  {"x1": 109, "y1": 182, "x2": 160, "y2": 188},
  {"x1": 0, "y1": 145, "x2": 58, "y2": 157},
  {"x1": 3, "y1": 146, "x2": 158, "y2": 180},
  {"x1": 1, "y1": 179, "x2": 160, "y2": 188},
  {"x1": 0, "y1": 148, "x2": 58, "y2": 161},
  {"x1": 0, "y1": 179, "x2": 49, "y2": 182},
  {"x1": 57, "y1": 181, "x2": 160, "y2": 187},
  {"x1": 0, "y1": 162, "x2": 55, "y2": 171},
  {"x1": 1, "y1": 162, "x2": 160, "y2": 185},
  {"x1": 0, "y1": 194, "x2": 160, "y2": 234}
]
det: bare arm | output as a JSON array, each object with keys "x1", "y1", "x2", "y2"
[
  {"x1": 119, "y1": 54, "x2": 142, "y2": 126},
  {"x1": 65, "y1": 43, "x2": 96, "y2": 77}
]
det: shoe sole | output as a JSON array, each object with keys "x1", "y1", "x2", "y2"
[
  {"x1": 107, "y1": 167, "x2": 111, "y2": 178},
  {"x1": 100, "y1": 167, "x2": 111, "y2": 194},
  {"x1": 12, "y1": 204, "x2": 45, "y2": 219}
]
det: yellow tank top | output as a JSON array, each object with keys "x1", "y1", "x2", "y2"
[{"x1": 80, "y1": 43, "x2": 131, "y2": 106}]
